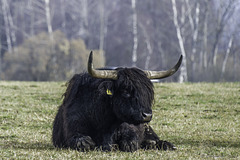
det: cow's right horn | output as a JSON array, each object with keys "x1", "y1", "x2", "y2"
[
  {"x1": 88, "y1": 51, "x2": 118, "y2": 80},
  {"x1": 144, "y1": 55, "x2": 182, "y2": 79}
]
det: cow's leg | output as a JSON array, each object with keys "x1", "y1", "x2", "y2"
[
  {"x1": 53, "y1": 106, "x2": 96, "y2": 150},
  {"x1": 112, "y1": 122, "x2": 144, "y2": 152},
  {"x1": 100, "y1": 132, "x2": 118, "y2": 151},
  {"x1": 64, "y1": 113, "x2": 96, "y2": 151},
  {"x1": 67, "y1": 133, "x2": 96, "y2": 151},
  {"x1": 141, "y1": 124, "x2": 176, "y2": 150}
]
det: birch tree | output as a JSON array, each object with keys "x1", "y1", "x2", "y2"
[
  {"x1": 212, "y1": 0, "x2": 236, "y2": 67},
  {"x1": 60, "y1": 0, "x2": 66, "y2": 33},
  {"x1": 221, "y1": 36, "x2": 233, "y2": 79},
  {"x1": 27, "y1": 0, "x2": 35, "y2": 36},
  {"x1": 186, "y1": 0, "x2": 199, "y2": 74},
  {"x1": 138, "y1": 22, "x2": 152, "y2": 70},
  {"x1": 171, "y1": 0, "x2": 188, "y2": 82},
  {"x1": 0, "y1": 21, "x2": 2, "y2": 79},
  {"x1": 202, "y1": 0, "x2": 210, "y2": 69},
  {"x1": 44, "y1": 0, "x2": 53, "y2": 41},
  {"x1": 1, "y1": 0, "x2": 13, "y2": 53},
  {"x1": 99, "y1": 0, "x2": 106, "y2": 57},
  {"x1": 131, "y1": 0, "x2": 138, "y2": 67}
]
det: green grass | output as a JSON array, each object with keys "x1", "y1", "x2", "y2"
[{"x1": 1, "y1": 82, "x2": 240, "y2": 159}]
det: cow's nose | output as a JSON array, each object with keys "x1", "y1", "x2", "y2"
[{"x1": 142, "y1": 112, "x2": 152, "y2": 122}]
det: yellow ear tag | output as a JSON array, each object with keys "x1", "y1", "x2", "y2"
[{"x1": 106, "y1": 89, "x2": 113, "y2": 95}]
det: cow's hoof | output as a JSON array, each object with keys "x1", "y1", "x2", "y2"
[
  {"x1": 142, "y1": 139, "x2": 157, "y2": 149},
  {"x1": 119, "y1": 140, "x2": 139, "y2": 152},
  {"x1": 101, "y1": 144, "x2": 118, "y2": 152},
  {"x1": 76, "y1": 136, "x2": 96, "y2": 151},
  {"x1": 157, "y1": 140, "x2": 176, "y2": 151}
]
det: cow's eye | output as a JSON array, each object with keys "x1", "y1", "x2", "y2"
[{"x1": 122, "y1": 90, "x2": 131, "y2": 98}]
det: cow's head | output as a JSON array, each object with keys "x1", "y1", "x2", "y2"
[{"x1": 88, "y1": 52, "x2": 182, "y2": 124}]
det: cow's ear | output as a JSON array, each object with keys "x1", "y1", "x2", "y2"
[{"x1": 98, "y1": 81, "x2": 114, "y2": 96}]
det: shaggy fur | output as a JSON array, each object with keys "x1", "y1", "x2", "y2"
[{"x1": 52, "y1": 68, "x2": 175, "y2": 152}]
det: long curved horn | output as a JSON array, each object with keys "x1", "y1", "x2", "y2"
[
  {"x1": 144, "y1": 55, "x2": 182, "y2": 79},
  {"x1": 88, "y1": 51, "x2": 118, "y2": 79}
]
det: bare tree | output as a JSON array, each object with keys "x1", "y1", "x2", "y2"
[
  {"x1": 28, "y1": 0, "x2": 36, "y2": 36},
  {"x1": 99, "y1": 0, "x2": 106, "y2": 57},
  {"x1": 44, "y1": 0, "x2": 54, "y2": 41},
  {"x1": 77, "y1": 0, "x2": 88, "y2": 38},
  {"x1": 212, "y1": 0, "x2": 236, "y2": 67},
  {"x1": 186, "y1": 0, "x2": 200, "y2": 74},
  {"x1": 171, "y1": 0, "x2": 188, "y2": 82},
  {"x1": 1, "y1": 0, "x2": 13, "y2": 53},
  {"x1": 202, "y1": 0, "x2": 210, "y2": 69},
  {"x1": 138, "y1": 22, "x2": 152, "y2": 70},
  {"x1": 0, "y1": 19, "x2": 2, "y2": 79},
  {"x1": 60, "y1": 0, "x2": 66, "y2": 33},
  {"x1": 131, "y1": 0, "x2": 138, "y2": 67},
  {"x1": 221, "y1": 36, "x2": 233, "y2": 79}
]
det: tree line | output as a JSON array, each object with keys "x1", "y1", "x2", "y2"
[{"x1": 0, "y1": 0, "x2": 239, "y2": 82}]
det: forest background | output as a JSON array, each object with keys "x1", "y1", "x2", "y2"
[{"x1": 0, "y1": 0, "x2": 239, "y2": 82}]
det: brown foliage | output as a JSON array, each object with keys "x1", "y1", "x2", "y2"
[{"x1": 2, "y1": 31, "x2": 104, "y2": 81}]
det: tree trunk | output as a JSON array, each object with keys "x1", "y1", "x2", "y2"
[
  {"x1": 212, "y1": 1, "x2": 235, "y2": 67},
  {"x1": 44, "y1": 0, "x2": 53, "y2": 41},
  {"x1": 82, "y1": 0, "x2": 88, "y2": 28},
  {"x1": 131, "y1": 0, "x2": 138, "y2": 67},
  {"x1": 139, "y1": 22, "x2": 152, "y2": 70},
  {"x1": 202, "y1": 0, "x2": 209, "y2": 69},
  {"x1": 29, "y1": 0, "x2": 35, "y2": 36},
  {"x1": 99, "y1": 0, "x2": 105, "y2": 57},
  {"x1": 233, "y1": 49, "x2": 237, "y2": 81},
  {"x1": 2, "y1": 0, "x2": 12, "y2": 53},
  {"x1": 80, "y1": 0, "x2": 88, "y2": 45},
  {"x1": 6, "y1": 0, "x2": 16, "y2": 52},
  {"x1": 171, "y1": 0, "x2": 188, "y2": 82},
  {"x1": 60, "y1": 0, "x2": 66, "y2": 33},
  {"x1": 221, "y1": 36, "x2": 233, "y2": 80},
  {"x1": 192, "y1": 3, "x2": 199, "y2": 69},
  {"x1": 0, "y1": 23, "x2": 2, "y2": 80},
  {"x1": 186, "y1": 0, "x2": 199, "y2": 80}
]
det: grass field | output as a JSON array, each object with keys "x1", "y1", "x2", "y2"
[{"x1": 0, "y1": 81, "x2": 240, "y2": 159}]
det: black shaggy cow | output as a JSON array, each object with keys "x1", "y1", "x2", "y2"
[{"x1": 52, "y1": 51, "x2": 182, "y2": 152}]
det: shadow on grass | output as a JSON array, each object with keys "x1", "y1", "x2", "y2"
[
  {"x1": 176, "y1": 138, "x2": 240, "y2": 148},
  {"x1": 1, "y1": 140, "x2": 55, "y2": 150}
]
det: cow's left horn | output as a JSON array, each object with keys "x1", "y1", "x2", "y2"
[
  {"x1": 144, "y1": 55, "x2": 182, "y2": 79},
  {"x1": 88, "y1": 51, "x2": 118, "y2": 80}
]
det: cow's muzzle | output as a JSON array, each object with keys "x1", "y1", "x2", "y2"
[{"x1": 142, "y1": 112, "x2": 152, "y2": 122}]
